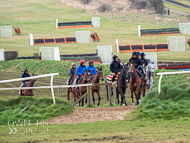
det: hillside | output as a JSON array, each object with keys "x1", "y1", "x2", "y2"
[{"x1": 0, "y1": 0, "x2": 190, "y2": 62}]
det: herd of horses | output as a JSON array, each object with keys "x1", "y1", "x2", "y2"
[
  {"x1": 67, "y1": 61, "x2": 155, "y2": 106},
  {"x1": 20, "y1": 61, "x2": 154, "y2": 106}
]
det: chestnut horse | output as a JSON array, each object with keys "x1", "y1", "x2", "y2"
[
  {"x1": 66, "y1": 73, "x2": 79, "y2": 103},
  {"x1": 141, "y1": 60, "x2": 147, "y2": 97},
  {"x1": 22, "y1": 74, "x2": 38, "y2": 96},
  {"x1": 78, "y1": 69, "x2": 91, "y2": 106},
  {"x1": 129, "y1": 60, "x2": 142, "y2": 105},
  {"x1": 91, "y1": 67, "x2": 104, "y2": 106}
]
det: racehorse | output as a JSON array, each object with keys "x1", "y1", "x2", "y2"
[
  {"x1": 91, "y1": 67, "x2": 104, "y2": 106},
  {"x1": 22, "y1": 74, "x2": 38, "y2": 96},
  {"x1": 66, "y1": 73, "x2": 79, "y2": 103},
  {"x1": 78, "y1": 69, "x2": 91, "y2": 106},
  {"x1": 105, "y1": 63, "x2": 129, "y2": 105},
  {"x1": 129, "y1": 60, "x2": 142, "y2": 105},
  {"x1": 141, "y1": 60, "x2": 147, "y2": 97},
  {"x1": 146, "y1": 61, "x2": 155, "y2": 92}
]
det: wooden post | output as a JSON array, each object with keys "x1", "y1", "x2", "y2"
[
  {"x1": 58, "y1": 86, "x2": 61, "y2": 98},
  {"x1": 87, "y1": 85, "x2": 91, "y2": 106},
  {"x1": 112, "y1": 83, "x2": 117, "y2": 104},
  {"x1": 108, "y1": 84, "x2": 112, "y2": 106}
]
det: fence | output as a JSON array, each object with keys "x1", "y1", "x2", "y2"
[
  {"x1": 39, "y1": 47, "x2": 60, "y2": 61},
  {"x1": 75, "y1": 31, "x2": 90, "y2": 43},
  {"x1": 91, "y1": 17, "x2": 100, "y2": 27},
  {"x1": 0, "y1": 73, "x2": 59, "y2": 104},
  {"x1": 0, "y1": 26, "x2": 12, "y2": 37},
  {"x1": 157, "y1": 71, "x2": 190, "y2": 93},
  {"x1": 178, "y1": 23, "x2": 190, "y2": 34},
  {"x1": 0, "y1": 49, "x2": 4, "y2": 61},
  {"x1": 145, "y1": 53, "x2": 158, "y2": 69},
  {"x1": 0, "y1": 73, "x2": 116, "y2": 106},
  {"x1": 167, "y1": 36, "x2": 186, "y2": 51},
  {"x1": 138, "y1": 25, "x2": 181, "y2": 37},
  {"x1": 97, "y1": 45, "x2": 112, "y2": 64}
]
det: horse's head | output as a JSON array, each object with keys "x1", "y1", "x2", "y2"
[
  {"x1": 32, "y1": 73, "x2": 38, "y2": 82},
  {"x1": 142, "y1": 60, "x2": 146, "y2": 71},
  {"x1": 147, "y1": 62, "x2": 155, "y2": 76},
  {"x1": 97, "y1": 67, "x2": 104, "y2": 81},
  {"x1": 129, "y1": 60, "x2": 136, "y2": 75},
  {"x1": 121, "y1": 63, "x2": 129, "y2": 77},
  {"x1": 84, "y1": 69, "x2": 91, "y2": 83}
]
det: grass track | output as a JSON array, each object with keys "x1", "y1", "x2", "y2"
[{"x1": 0, "y1": 118, "x2": 190, "y2": 142}]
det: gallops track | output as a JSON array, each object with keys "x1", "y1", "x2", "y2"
[{"x1": 47, "y1": 106, "x2": 136, "y2": 124}]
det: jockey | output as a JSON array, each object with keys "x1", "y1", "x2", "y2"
[
  {"x1": 76, "y1": 60, "x2": 86, "y2": 84},
  {"x1": 86, "y1": 60, "x2": 96, "y2": 79},
  {"x1": 110, "y1": 55, "x2": 122, "y2": 82},
  {"x1": 129, "y1": 52, "x2": 146, "y2": 79},
  {"x1": 136, "y1": 51, "x2": 140, "y2": 59},
  {"x1": 19, "y1": 68, "x2": 30, "y2": 96},
  {"x1": 68, "y1": 63, "x2": 76, "y2": 85},
  {"x1": 140, "y1": 52, "x2": 148, "y2": 66}
]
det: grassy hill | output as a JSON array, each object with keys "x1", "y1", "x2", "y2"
[{"x1": 0, "y1": 0, "x2": 190, "y2": 63}]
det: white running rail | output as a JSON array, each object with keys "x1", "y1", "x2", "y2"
[
  {"x1": 157, "y1": 71, "x2": 190, "y2": 93},
  {"x1": 0, "y1": 73, "x2": 59, "y2": 104}
]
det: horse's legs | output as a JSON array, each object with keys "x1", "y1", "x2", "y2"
[
  {"x1": 92, "y1": 91, "x2": 95, "y2": 106},
  {"x1": 97, "y1": 90, "x2": 101, "y2": 107},
  {"x1": 106, "y1": 85, "x2": 109, "y2": 101},
  {"x1": 131, "y1": 89, "x2": 134, "y2": 106},
  {"x1": 67, "y1": 88, "x2": 70, "y2": 101}
]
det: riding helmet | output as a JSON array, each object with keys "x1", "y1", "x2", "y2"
[
  {"x1": 24, "y1": 68, "x2": 28, "y2": 72},
  {"x1": 136, "y1": 51, "x2": 140, "y2": 56},
  {"x1": 140, "y1": 52, "x2": 146, "y2": 58},
  {"x1": 112, "y1": 55, "x2": 118, "y2": 61},
  {"x1": 132, "y1": 51, "x2": 137, "y2": 56},
  {"x1": 118, "y1": 59, "x2": 121, "y2": 63},
  {"x1": 89, "y1": 60, "x2": 93, "y2": 65},
  {"x1": 80, "y1": 60, "x2": 85, "y2": 65},
  {"x1": 72, "y1": 63, "x2": 76, "y2": 66}
]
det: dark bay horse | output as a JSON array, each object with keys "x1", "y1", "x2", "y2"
[
  {"x1": 129, "y1": 61, "x2": 142, "y2": 105},
  {"x1": 23, "y1": 74, "x2": 38, "y2": 96},
  {"x1": 78, "y1": 69, "x2": 91, "y2": 106},
  {"x1": 141, "y1": 60, "x2": 147, "y2": 98},
  {"x1": 91, "y1": 67, "x2": 104, "y2": 106},
  {"x1": 66, "y1": 73, "x2": 79, "y2": 103},
  {"x1": 105, "y1": 63, "x2": 129, "y2": 105}
]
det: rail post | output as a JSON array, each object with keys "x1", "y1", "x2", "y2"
[
  {"x1": 50, "y1": 75, "x2": 55, "y2": 104},
  {"x1": 87, "y1": 85, "x2": 91, "y2": 106},
  {"x1": 58, "y1": 86, "x2": 61, "y2": 98},
  {"x1": 108, "y1": 84, "x2": 112, "y2": 106},
  {"x1": 112, "y1": 82, "x2": 117, "y2": 104}
]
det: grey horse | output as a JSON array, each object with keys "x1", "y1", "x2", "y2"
[{"x1": 146, "y1": 61, "x2": 155, "y2": 92}]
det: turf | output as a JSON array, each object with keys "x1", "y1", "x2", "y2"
[
  {"x1": 0, "y1": 0, "x2": 190, "y2": 62},
  {"x1": 0, "y1": 97, "x2": 74, "y2": 125}
]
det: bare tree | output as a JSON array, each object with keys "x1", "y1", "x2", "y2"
[
  {"x1": 147, "y1": 0, "x2": 164, "y2": 15},
  {"x1": 98, "y1": 3, "x2": 112, "y2": 13},
  {"x1": 80, "y1": 0, "x2": 91, "y2": 5}
]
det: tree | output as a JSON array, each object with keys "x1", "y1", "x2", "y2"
[{"x1": 148, "y1": 0, "x2": 164, "y2": 15}]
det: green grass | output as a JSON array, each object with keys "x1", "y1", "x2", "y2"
[
  {"x1": 164, "y1": 0, "x2": 190, "y2": 13},
  {"x1": 0, "y1": 0, "x2": 190, "y2": 62},
  {"x1": 0, "y1": 97, "x2": 74, "y2": 125},
  {"x1": 128, "y1": 83, "x2": 190, "y2": 120},
  {"x1": 0, "y1": 117, "x2": 190, "y2": 142}
]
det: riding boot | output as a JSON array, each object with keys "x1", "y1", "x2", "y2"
[
  {"x1": 112, "y1": 76, "x2": 115, "y2": 82},
  {"x1": 19, "y1": 90, "x2": 23, "y2": 96}
]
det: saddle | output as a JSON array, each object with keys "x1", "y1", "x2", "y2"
[{"x1": 106, "y1": 75, "x2": 119, "y2": 87}]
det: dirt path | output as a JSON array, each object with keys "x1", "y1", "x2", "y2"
[{"x1": 46, "y1": 106, "x2": 136, "y2": 124}]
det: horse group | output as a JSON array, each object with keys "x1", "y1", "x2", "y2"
[{"x1": 67, "y1": 62, "x2": 154, "y2": 106}]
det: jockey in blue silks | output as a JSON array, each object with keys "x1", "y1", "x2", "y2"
[
  {"x1": 76, "y1": 60, "x2": 86, "y2": 84},
  {"x1": 86, "y1": 60, "x2": 96, "y2": 79}
]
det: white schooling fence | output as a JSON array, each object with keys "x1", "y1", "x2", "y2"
[
  {"x1": 0, "y1": 73, "x2": 116, "y2": 106},
  {"x1": 157, "y1": 71, "x2": 190, "y2": 93}
]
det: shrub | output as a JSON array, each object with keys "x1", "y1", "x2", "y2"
[
  {"x1": 4, "y1": 51, "x2": 18, "y2": 61},
  {"x1": 80, "y1": 0, "x2": 91, "y2": 5},
  {"x1": 98, "y1": 3, "x2": 112, "y2": 13}
]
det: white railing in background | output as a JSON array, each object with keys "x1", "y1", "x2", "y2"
[
  {"x1": 157, "y1": 71, "x2": 190, "y2": 93},
  {"x1": 0, "y1": 73, "x2": 59, "y2": 104}
]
